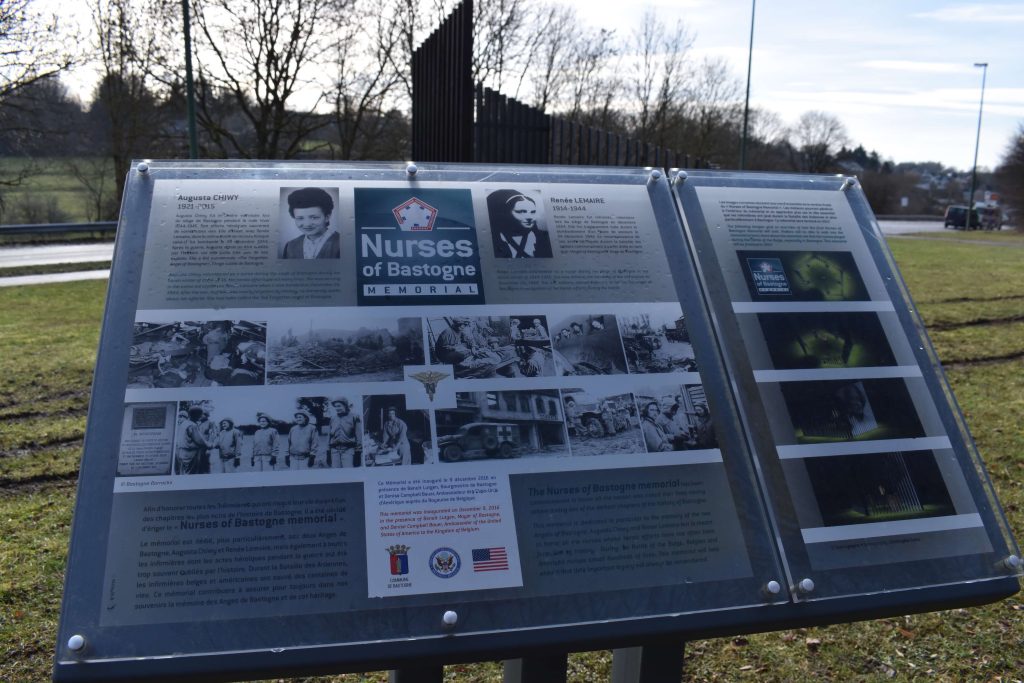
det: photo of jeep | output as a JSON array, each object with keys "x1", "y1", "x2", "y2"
[{"x1": 437, "y1": 422, "x2": 521, "y2": 461}]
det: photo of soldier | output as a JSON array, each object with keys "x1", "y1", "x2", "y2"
[
  {"x1": 634, "y1": 384, "x2": 717, "y2": 452},
  {"x1": 328, "y1": 397, "x2": 361, "y2": 468},
  {"x1": 435, "y1": 390, "x2": 568, "y2": 462},
  {"x1": 287, "y1": 409, "x2": 321, "y2": 469},
  {"x1": 486, "y1": 189, "x2": 553, "y2": 258},
  {"x1": 174, "y1": 405, "x2": 208, "y2": 474},
  {"x1": 561, "y1": 389, "x2": 643, "y2": 457},
  {"x1": 549, "y1": 313, "x2": 628, "y2": 375},
  {"x1": 618, "y1": 308, "x2": 697, "y2": 374},
  {"x1": 250, "y1": 414, "x2": 280, "y2": 471},
  {"x1": 279, "y1": 187, "x2": 341, "y2": 259},
  {"x1": 428, "y1": 315, "x2": 554, "y2": 379},
  {"x1": 128, "y1": 320, "x2": 267, "y2": 388},
  {"x1": 362, "y1": 395, "x2": 431, "y2": 467},
  {"x1": 174, "y1": 396, "x2": 329, "y2": 474},
  {"x1": 778, "y1": 379, "x2": 925, "y2": 444},
  {"x1": 268, "y1": 315, "x2": 423, "y2": 384},
  {"x1": 210, "y1": 418, "x2": 243, "y2": 474}
]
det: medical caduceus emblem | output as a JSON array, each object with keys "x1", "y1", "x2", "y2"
[{"x1": 409, "y1": 370, "x2": 450, "y2": 401}]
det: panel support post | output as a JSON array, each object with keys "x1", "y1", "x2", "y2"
[
  {"x1": 389, "y1": 666, "x2": 444, "y2": 683},
  {"x1": 611, "y1": 643, "x2": 685, "y2": 683},
  {"x1": 503, "y1": 654, "x2": 569, "y2": 683}
]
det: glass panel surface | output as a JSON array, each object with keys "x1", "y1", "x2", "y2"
[
  {"x1": 55, "y1": 162, "x2": 783, "y2": 675},
  {"x1": 672, "y1": 170, "x2": 1021, "y2": 601}
]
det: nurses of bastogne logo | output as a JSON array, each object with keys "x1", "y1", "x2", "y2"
[{"x1": 392, "y1": 198, "x2": 438, "y2": 231}]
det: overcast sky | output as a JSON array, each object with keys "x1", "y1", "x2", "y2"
[
  {"x1": 562, "y1": 0, "x2": 1024, "y2": 169},
  {"x1": 51, "y1": 0, "x2": 1023, "y2": 170}
]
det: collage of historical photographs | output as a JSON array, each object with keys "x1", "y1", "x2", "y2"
[
  {"x1": 118, "y1": 303, "x2": 714, "y2": 480},
  {"x1": 728, "y1": 247, "x2": 959, "y2": 536}
]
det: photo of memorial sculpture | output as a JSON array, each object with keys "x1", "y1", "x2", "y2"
[
  {"x1": 173, "y1": 396, "x2": 336, "y2": 474},
  {"x1": 268, "y1": 315, "x2": 423, "y2": 383},
  {"x1": 362, "y1": 395, "x2": 432, "y2": 466},
  {"x1": 617, "y1": 309, "x2": 697, "y2": 374},
  {"x1": 737, "y1": 250, "x2": 869, "y2": 302},
  {"x1": 128, "y1": 320, "x2": 267, "y2": 388},
  {"x1": 427, "y1": 315, "x2": 555, "y2": 379},
  {"x1": 435, "y1": 390, "x2": 568, "y2": 462},
  {"x1": 802, "y1": 450, "x2": 956, "y2": 527},
  {"x1": 561, "y1": 389, "x2": 643, "y2": 457},
  {"x1": 756, "y1": 312, "x2": 897, "y2": 370},
  {"x1": 778, "y1": 379, "x2": 925, "y2": 444},
  {"x1": 549, "y1": 313, "x2": 628, "y2": 375},
  {"x1": 278, "y1": 186, "x2": 341, "y2": 259},
  {"x1": 633, "y1": 384, "x2": 716, "y2": 452},
  {"x1": 486, "y1": 189, "x2": 552, "y2": 258}
]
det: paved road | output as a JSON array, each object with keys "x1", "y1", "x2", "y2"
[
  {"x1": 0, "y1": 219, "x2": 971, "y2": 286},
  {"x1": 0, "y1": 242, "x2": 115, "y2": 267}
]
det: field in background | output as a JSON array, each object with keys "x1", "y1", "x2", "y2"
[
  {"x1": 1, "y1": 235, "x2": 1022, "y2": 682},
  {"x1": 0, "y1": 157, "x2": 113, "y2": 225}
]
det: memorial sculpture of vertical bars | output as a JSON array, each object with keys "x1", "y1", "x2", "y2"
[
  {"x1": 411, "y1": 0, "x2": 474, "y2": 162},
  {"x1": 412, "y1": 1, "x2": 707, "y2": 169}
]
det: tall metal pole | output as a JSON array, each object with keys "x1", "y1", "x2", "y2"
[
  {"x1": 966, "y1": 62, "x2": 988, "y2": 227},
  {"x1": 739, "y1": 0, "x2": 756, "y2": 170},
  {"x1": 182, "y1": 0, "x2": 199, "y2": 159}
]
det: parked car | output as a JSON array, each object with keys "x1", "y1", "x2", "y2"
[
  {"x1": 943, "y1": 205, "x2": 980, "y2": 230},
  {"x1": 437, "y1": 422, "x2": 521, "y2": 461}
]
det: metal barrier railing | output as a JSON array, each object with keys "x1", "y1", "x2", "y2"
[{"x1": 0, "y1": 221, "x2": 117, "y2": 236}]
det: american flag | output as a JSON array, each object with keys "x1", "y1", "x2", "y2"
[{"x1": 472, "y1": 547, "x2": 509, "y2": 572}]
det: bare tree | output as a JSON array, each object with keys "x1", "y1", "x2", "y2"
[
  {"x1": 679, "y1": 56, "x2": 742, "y2": 161},
  {"x1": 190, "y1": 0, "x2": 348, "y2": 158},
  {"x1": 90, "y1": 0, "x2": 180, "y2": 212},
  {"x1": 0, "y1": 0, "x2": 74, "y2": 199},
  {"x1": 327, "y1": 0, "x2": 407, "y2": 159},
  {"x1": 628, "y1": 10, "x2": 691, "y2": 144},
  {"x1": 995, "y1": 124, "x2": 1024, "y2": 224},
  {"x1": 791, "y1": 110, "x2": 850, "y2": 173}
]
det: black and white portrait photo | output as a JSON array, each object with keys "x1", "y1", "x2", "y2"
[
  {"x1": 486, "y1": 189, "x2": 552, "y2": 258},
  {"x1": 128, "y1": 320, "x2": 267, "y2": 388},
  {"x1": 279, "y1": 186, "x2": 341, "y2": 259}
]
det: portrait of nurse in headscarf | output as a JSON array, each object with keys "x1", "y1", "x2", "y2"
[{"x1": 486, "y1": 189, "x2": 553, "y2": 259}]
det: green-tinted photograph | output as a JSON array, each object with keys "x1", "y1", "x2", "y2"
[
  {"x1": 738, "y1": 250, "x2": 869, "y2": 302},
  {"x1": 756, "y1": 312, "x2": 897, "y2": 369},
  {"x1": 803, "y1": 450, "x2": 956, "y2": 527},
  {"x1": 779, "y1": 378, "x2": 925, "y2": 444}
]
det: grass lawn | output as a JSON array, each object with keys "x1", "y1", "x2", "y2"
[{"x1": 1, "y1": 236, "x2": 1021, "y2": 682}]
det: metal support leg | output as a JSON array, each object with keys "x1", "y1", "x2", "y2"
[
  {"x1": 503, "y1": 653, "x2": 569, "y2": 683},
  {"x1": 389, "y1": 665, "x2": 444, "y2": 683},
  {"x1": 611, "y1": 642, "x2": 685, "y2": 683}
]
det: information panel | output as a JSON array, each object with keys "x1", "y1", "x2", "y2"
[
  {"x1": 672, "y1": 171, "x2": 1021, "y2": 599},
  {"x1": 56, "y1": 164, "x2": 784, "y2": 681}
]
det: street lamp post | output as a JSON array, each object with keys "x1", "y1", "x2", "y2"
[
  {"x1": 966, "y1": 62, "x2": 988, "y2": 228},
  {"x1": 739, "y1": 0, "x2": 756, "y2": 170}
]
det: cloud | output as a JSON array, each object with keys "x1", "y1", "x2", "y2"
[
  {"x1": 860, "y1": 60, "x2": 975, "y2": 75},
  {"x1": 915, "y1": 4, "x2": 1024, "y2": 23}
]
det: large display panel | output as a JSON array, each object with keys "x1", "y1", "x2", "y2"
[
  {"x1": 55, "y1": 163, "x2": 785, "y2": 681},
  {"x1": 672, "y1": 171, "x2": 1021, "y2": 599}
]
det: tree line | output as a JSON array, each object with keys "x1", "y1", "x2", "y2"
[{"x1": 0, "y1": 0, "x2": 1018, "y2": 222}]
